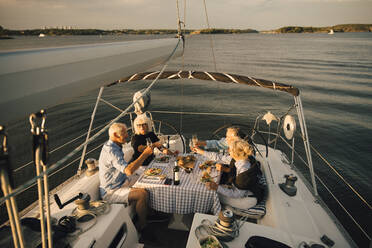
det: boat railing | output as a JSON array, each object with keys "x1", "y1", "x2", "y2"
[
  {"x1": 0, "y1": 112, "x2": 183, "y2": 212},
  {"x1": 251, "y1": 114, "x2": 371, "y2": 244}
]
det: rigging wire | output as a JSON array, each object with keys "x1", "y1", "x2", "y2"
[
  {"x1": 183, "y1": 0, "x2": 187, "y2": 34},
  {"x1": 315, "y1": 173, "x2": 371, "y2": 241},
  {"x1": 176, "y1": 0, "x2": 182, "y2": 37},
  {"x1": 291, "y1": 129, "x2": 372, "y2": 211},
  {"x1": 0, "y1": 38, "x2": 183, "y2": 205},
  {"x1": 201, "y1": 0, "x2": 225, "y2": 124},
  {"x1": 0, "y1": 141, "x2": 105, "y2": 211},
  {"x1": 203, "y1": 0, "x2": 217, "y2": 72},
  {"x1": 310, "y1": 144, "x2": 372, "y2": 211},
  {"x1": 275, "y1": 133, "x2": 371, "y2": 241},
  {"x1": 13, "y1": 121, "x2": 109, "y2": 173},
  {"x1": 176, "y1": 0, "x2": 186, "y2": 134}
]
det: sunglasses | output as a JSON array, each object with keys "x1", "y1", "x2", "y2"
[{"x1": 137, "y1": 123, "x2": 148, "y2": 127}]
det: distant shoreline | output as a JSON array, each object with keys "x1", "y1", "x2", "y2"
[
  {"x1": 1, "y1": 24, "x2": 371, "y2": 37},
  {"x1": 264, "y1": 24, "x2": 372, "y2": 34}
]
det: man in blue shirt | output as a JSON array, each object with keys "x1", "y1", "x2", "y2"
[{"x1": 99, "y1": 122, "x2": 153, "y2": 231}]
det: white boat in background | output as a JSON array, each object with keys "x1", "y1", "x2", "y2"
[
  {"x1": 39, "y1": 33, "x2": 46, "y2": 37},
  {"x1": 328, "y1": 29, "x2": 334, "y2": 34}
]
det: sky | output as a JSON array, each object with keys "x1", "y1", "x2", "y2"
[{"x1": 0, "y1": 0, "x2": 372, "y2": 31}]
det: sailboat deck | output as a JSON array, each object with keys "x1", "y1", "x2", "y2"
[{"x1": 256, "y1": 145, "x2": 355, "y2": 247}]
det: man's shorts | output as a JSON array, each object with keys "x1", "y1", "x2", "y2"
[{"x1": 102, "y1": 175, "x2": 138, "y2": 204}]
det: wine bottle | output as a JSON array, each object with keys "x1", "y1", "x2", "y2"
[{"x1": 173, "y1": 162, "x2": 180, "y2": 185}]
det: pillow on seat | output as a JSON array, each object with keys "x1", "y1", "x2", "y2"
[{"x1": 226, "y1": 174, "x2": 268, "y2": 219}]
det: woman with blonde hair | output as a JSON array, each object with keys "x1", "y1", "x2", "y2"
[
  {"x1": 131, "y1": 114, "x2": 173, "y2": 166},
  {"x1": 193, "y1": 138, "x2": 263, "y2": 209}
]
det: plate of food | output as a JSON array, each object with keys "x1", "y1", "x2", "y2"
[
  {"x1": 144, "y1": 168, "x2": 162, "y2": 176},
  {"x1": 200, "y1": 171, "x2": 213, "y2": 183},
  {"x1": 177, "y1": 155, "x2": 196, "y2": 170},
  {"x1": 199, "y1": 160, "x2": 216, "y2": 170},
  {"x1": 154, "y1": 156, "x2": 169, "y2": 163},
  {"x1": 199, "y1": 235, "x2": 223, "y2": 248}
]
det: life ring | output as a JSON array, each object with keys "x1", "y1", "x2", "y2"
[{"x1": 283, "y1": 115, "x2": 296, "y2": 140}]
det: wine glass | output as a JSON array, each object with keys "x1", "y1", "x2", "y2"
[
  {"x1": 192, "y1": 134, "x2": 198, "y2": 147},
  {"x1": 146, "y1": 137, "x2": 152, "y2": 147},
  {"x1": 189, "y1": 139, "x2": 194, "y2": 153}
]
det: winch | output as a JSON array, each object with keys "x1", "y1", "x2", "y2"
[
  {"x1": 279, "y1": 174, "x2": 298, "y2": 196},
  {"x1": 218, "y1": 210, "x2": 234, "y2": 228}
]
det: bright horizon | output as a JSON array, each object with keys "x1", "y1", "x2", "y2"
[{"x1": 1, "y1": 0, "x2": 372, "y2": 31}]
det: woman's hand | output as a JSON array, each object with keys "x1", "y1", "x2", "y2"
[
  {"x1": 162, "y1": 148, "x2": 171, "y2": 155},
  {"x1": 205, "y1": 181, "x2": 218, "y2": 191},
  {"x1": 216, "y1": 163, "x2": 230, "y2": 173},
  {"x1": 192, "y1": 146, "x2": 205, "y2": 155},
  {"x1": 138, "y1": 144, "x2": 146, "y2": 152},
  {"x1": 142, "y1": 146, "x2": 153, "y2": 156},
  {"x1": 215, "y1": 163, "x2": 223, "y2": 172},
  {"x1": 195, "y1": 140, "x2": 207, "y2": 147}
]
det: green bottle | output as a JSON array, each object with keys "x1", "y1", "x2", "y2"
[{"x1": 173, "y1": 162, "x2": 180, "y2": 185}]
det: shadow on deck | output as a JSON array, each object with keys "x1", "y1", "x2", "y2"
[{"x1": 141, "y1": 220, "x2": 190, "y2": 248}]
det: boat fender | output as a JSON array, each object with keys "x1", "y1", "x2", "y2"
[
  {"x1": 279, "y1": 174, "x2": 297, "y2": 196},
  {"x1": 133, "y1": 89, "x2": 151, "y2": 115},
  {"x1": 283, "y1": 115, "x2": 296, "y2": 140}
]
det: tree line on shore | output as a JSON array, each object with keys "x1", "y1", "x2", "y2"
[
  {"x1": 0, "y1": 26, "x2": 258, "y2": 37},
  {"x1": 273, "y1": 24, "x2": 372, "y2": 33},
  {"x1": 1, "y1": 24, "x2": 371, "y2": 37}
]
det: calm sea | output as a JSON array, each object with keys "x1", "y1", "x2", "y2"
[{"x1": 1, "y1": 33, "x2": 371, "y2": 247}]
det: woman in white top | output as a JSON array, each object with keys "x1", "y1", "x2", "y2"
[{"x1": 193, "y1": 138, "x2": 259, "y2": 209}]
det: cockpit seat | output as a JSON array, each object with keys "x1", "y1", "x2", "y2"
[{"x1": 225, "y1": 174, "x2": 268, "y2": 220}]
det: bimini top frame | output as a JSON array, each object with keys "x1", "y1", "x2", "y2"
[
  {"x1": 109, "y1": 70, "x2": 300, "y2": 96},
  {"x1": 110, "y1": 71, "x2": 317, "y2": 196}
]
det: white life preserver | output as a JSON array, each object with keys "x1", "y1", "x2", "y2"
[{"x1": 283, "y1": 115, "x2": 296, "y2": 140}]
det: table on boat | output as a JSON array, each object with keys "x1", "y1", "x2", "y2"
[{"x1": 132, "y1": 154, "x2": 221, "y2": 215}]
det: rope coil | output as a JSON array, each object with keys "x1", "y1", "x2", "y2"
[
  {"x1": 195, "y1": 217, "x2": 246, "y2": 243},
  {"x1": 61, "y1": 200, "x2": 110, "y2": 236}
]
